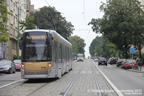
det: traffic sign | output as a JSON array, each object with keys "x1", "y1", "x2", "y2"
[{"x1": 130, "y1": 48, "x2": 135, "y2": 53}]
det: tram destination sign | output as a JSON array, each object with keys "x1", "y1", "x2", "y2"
[{"x1": 26, "y1": 35, "x2": 48, "y2": 40}]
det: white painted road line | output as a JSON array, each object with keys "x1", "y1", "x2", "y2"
[
  {"x1": 0, "y1": 79, "x2": 25, "y2": 89},
  {"x1": 92, "y1": 61, "x2": 124, "y2": 96}
]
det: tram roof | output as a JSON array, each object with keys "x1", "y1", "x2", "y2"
[{"x1": 24, "y1": 29, "x2": 72, "y2": 47}]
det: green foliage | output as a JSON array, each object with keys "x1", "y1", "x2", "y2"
[
  {"x1": 0, "y1": 0, "x2": 13, "y2": 43},
  {"x1": 89, "y1": 36, "x2": 102, "y2": 56},
  {"x1": 31, "y1": 6, "x2": 74, "y2": 40},
  {"x1": 70, "y1": 35, "x2": 86, "y2": 55},
  {"x1": 88, "y1": 0, "x2": 144, "y2": 59},
  {"x1": 89, "y1": 35, "x2": 112, "y2": 59},
  {"x1": 19, "y1": 15, "x2": 36, "y2": 30},
  {"x1": 69, "y1": 37, "x2": 78, "y2": 54}
]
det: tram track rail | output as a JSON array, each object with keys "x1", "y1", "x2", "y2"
[
  {"x1": 63, "y1": 63, "x2": 85, "y2": 96},
  {"x1": 91, "y1": 61, "x2": 103, "y2": 96}
]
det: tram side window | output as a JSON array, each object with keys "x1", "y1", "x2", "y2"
[
  {"x1": 54, "y1": 41, "x2": 58, "y2": 62},
  {"x1": 65, "y1": 46, "x2": 67, "y2": 62},
  {"x1": 63, "y1": 44, "x2": 65, "y2": 62},
  {"x1": 58, "y1": 43, "x2": 62, "y2": 63},
  {"x1": 68, "y1": 48, "x2": 69, "y2": 62}
]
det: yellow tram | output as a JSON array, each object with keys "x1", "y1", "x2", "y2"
[{"x1": 19, "y1": 29, "x2": 73, "y2": 79}]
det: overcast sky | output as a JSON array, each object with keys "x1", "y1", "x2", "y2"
[{"x1": 31, "y1": 0, "x2": 106, "y2": 58}]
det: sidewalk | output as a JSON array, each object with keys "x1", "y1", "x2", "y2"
[{"x1": 128, "y1": 66, "x2": 144, "y2": 73}]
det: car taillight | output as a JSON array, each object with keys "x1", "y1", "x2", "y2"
[
  {"x1": 118, "y1": 62, "x2": 119, "y2": 63},
  {"x1": 105, "y1": 61, "x2": 107, "y2": 62},
  {"x1": 99, "y1": 60, "x2": 101, "y2": 62}
]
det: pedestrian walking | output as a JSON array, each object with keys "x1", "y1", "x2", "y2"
[{"x1": 137, "y1": 59, "x2": 142, "y2": 71}]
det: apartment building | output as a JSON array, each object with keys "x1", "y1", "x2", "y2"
[
  {"x1": 0, "y1": 0, "x2": 31, "y2": 60},
  {"x1": 141, "y1": 0, "x2": 144, "y2": 5}
]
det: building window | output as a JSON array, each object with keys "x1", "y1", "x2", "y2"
[
  {"x1": 13, "y1": 29, "x2": 15, "y2": 36},
  {"x1": 10, "y1": 0, "x2": 13, "y2": 11},
  {"x1": 15, "y1": 17, "x2": 17, "y2": 27},
  {"x1": 15, "y1": 30, "x2": 17, "y2": 37},
  {"x1": 10, "y1": 15, "x2": 13, "y2": 25},
  {"x1": 12, "y1": 42, "x2": 16, "y2": 49},
  {"x1": 15, "y1": 5, "x2": 17, "y2": 15},
  {"x1": 10, "y1": 27, "x2": 13, "y2": 34}
]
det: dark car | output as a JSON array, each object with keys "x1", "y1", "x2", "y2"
[
  {"x1": 98, "y1": 57, "x2": 107, "y2": 66},
  {"x1": 116, "y1": 59, "x2": 124, "y2": 67},
  {"x1": 108, "y1": 57, "x2": 117, "y2": 64},
  {"x1": 0, "y1": 60, "x2": 16, "y2": 74}
]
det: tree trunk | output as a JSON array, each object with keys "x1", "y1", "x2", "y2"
[
  {"x1": 139, "y1": 45, "x2": 141, "y2": 59},
  {"x1": 125, "y1": 46, "x2": 128, "y2": 59}
]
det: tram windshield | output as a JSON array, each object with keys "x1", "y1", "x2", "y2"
[{"x1": 22, "y1": 32, "x2": 52, "y2": 62}]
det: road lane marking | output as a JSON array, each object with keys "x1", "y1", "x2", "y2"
[
  {"x1": 88, "y1": 71, "x2": 92, "y2": 73},
  {"x1": 81, "y1": 71, "x2": 85, "y2": 73},
  {"x1": 0, "y1": 79, "x2": 25, "y2": 89},
  {"x1": 92, "y1": 61, "x2": 124, "y2": 96}
]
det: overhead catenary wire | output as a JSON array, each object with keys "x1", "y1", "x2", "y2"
[
  {"x1": 83, "y1": 0, "x2": 90, "y2": 43},
  {"x1": 45, "y1": 0, "x2": 50, "y2": 6}
]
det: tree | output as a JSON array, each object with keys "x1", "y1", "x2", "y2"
[
  {"x1": 88, "y1": 0, "x2": 144, "y2": 59},
  {"x1": 89, "y1": 35, "x2": 111, "y2": 58},
  {"x1": 89, "y1": 36, "x2": 102, "y2": 56},
  {"x1": 31, "y1": 6, "x2": 74, "y2": 40},
  {"x1": 18, "y1": 15, "x2": 36, "y2": 38},
  {"x1": 19, "y1": 15, "x2": 36, "y2": 30},
  {"x1": 69, "y1": 37, "x2": 78, "y2": 55},
  {"x1": 70, "y1": 35, "x2": 86, "y2": 55},
  {"x1": 0, "y1": 0, "x2": 12, "y2": 43}
]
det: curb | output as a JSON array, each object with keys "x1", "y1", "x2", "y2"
[{"x1": 127, "y1": 69, "x2": 144, "y2": 73}]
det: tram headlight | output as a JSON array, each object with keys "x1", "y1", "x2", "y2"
[
  {"x1": 48, "y1": 64, "x2": 52, "y2": 68},
  {"x1": 48, "y1": 64, "x2": 51, "y2": 67},
  {"x1": 21, "y1": 64, "x2": 24, "y2": 69}
]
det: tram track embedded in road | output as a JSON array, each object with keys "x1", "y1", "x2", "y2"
[
  {"x1": 62, "y1": 63, "x2": 85, "y2": 96},
  {"x1": 91, "y1": 61, "x2": 103, "y2": 96}
]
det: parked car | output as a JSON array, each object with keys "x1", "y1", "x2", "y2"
[
  {"x1": 13, "y1": 60, "x2": 21, "y2": 71},
  {"x1": 108, "y1": 57, "x2": 117, "y2": 64},
  {"x1": 94, "y1": 58, "x2": 98, "y2": 62},
  {"x1": 98, "y1": 57, "x2": 107, "y2": 66},
  {"x1": 0, "y1": 60, "x2": 16, "y2": 74},
  {"x1": 121, "y1": 59, "x2": 137, "y2": 69},
  {"x1": 107, "y1": 58, "x2": 112, "y2": 64},
  {"x1": 116, "y1": 59, "x2": 124, "y2": 67}
]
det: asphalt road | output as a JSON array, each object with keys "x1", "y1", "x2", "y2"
[
  {"x1": 95, "y1": 61, "x2": 144, "y2": 96},
  {"x1": 0, "y1": 71, "x2": 22, "y2": 87}
]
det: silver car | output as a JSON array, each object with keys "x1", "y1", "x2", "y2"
[{"x1": 0, "y1": 60, "x2": 16, "y2": 74}]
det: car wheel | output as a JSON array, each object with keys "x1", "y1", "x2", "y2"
[
  {"x1": 13, "y1": 68, "x2": 16, "y2": 73},
  {"x1": 8, "y1": 69, "x2": 12, "y2": 74},
  {"x1": 106, "y1": 64, "x2": 107, "y2": 66},
  {"x1": 98, "y1": 63, "x2": 100, "y2": 66},
  {"x1": 121, "y1": 65, "x2": 124, "y2": 68},
  {"x1": 116, "y1": 64, "x2": 119, "y2": 67}
]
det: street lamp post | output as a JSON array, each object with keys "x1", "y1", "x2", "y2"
[
  {"x1": 17, "y1": 4, "x2": 28, "y2": 59},
  {"x1": 17, "y1": 7, "x2": 20, "y2": 59}
]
